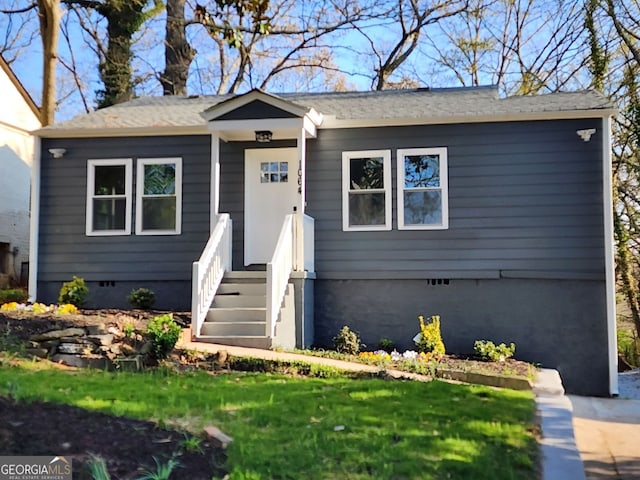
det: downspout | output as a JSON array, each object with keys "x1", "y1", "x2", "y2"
[
  {"x1": 28, "y1": 136, "x2": 41, "y2": 302},
  {"x1": 602, "y1": 115, "x2": 618, "y2": 396}
]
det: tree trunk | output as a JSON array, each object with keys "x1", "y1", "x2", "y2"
[
  {"x1": 37, "y1": 0, "x2": 61, "y2": 126},
  {"x1": 161, "y1": 0, "x2": 194, "y2": 95}
]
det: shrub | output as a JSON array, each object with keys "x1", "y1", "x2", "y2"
[
  {"x1": 127, "y1": 287, "x2": 156, "y2": 309},
  {"x1": 332, "y1": 326, "x2": 362, "y2": 355},
  {"x1": 146, "y1": 313, "x2": 182, "y2": 359},
  {"x1": 415, "y1": 315, "x2": 446, "y2": 355},
  {"x1": 474, "y1": 340, "x2": 516, "y2": 362},
  {"x1": 618, "y1": 329, "x2": 639, "y2": 368},
  {"x1": 378, "y1": 337, "x2": 395, "y2": 353},
  {"x1": 58, "y1": 276, "x2": 89, "y2": 307},
  {"x1": 0, "y1": 289, "x2": 28, "y2": 304}
]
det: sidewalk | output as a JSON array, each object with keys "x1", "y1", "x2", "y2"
[{"x1": 570, "y1": 370, "x2": 640, "y2": 480}]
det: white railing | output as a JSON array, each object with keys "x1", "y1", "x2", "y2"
[
  {"x1": 266, "y1": 214, "x2": 295, "y2": 338},
  {"x1": 191, "y1": 214, "x2": 232, "y2": 338}
]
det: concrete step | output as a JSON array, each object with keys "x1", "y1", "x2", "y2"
[
  {"x1": 222, "y1": 271, "x2": 267, "y2": 283},
  {"x1": 196, "y1": 335, "x2": 272, "y2": 349},
  {"x1": 201, "y1": 321, "x2": 266, "y2": 337},
  {"x1": 217, "y1": 283, "x2": 266, "y2": 296},
  {"x1": 212, "y1": 295, "x2": 266, "y2": 308},
  {"x1": 206, "y1": 307, "x2": 266, "y2": 323}
]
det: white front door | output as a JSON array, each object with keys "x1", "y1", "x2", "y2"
[{"x1": 244, "y1": 148, "x2": 298, "y2": 265}]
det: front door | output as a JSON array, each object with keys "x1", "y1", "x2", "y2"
[{"x1": 244, "y1": 148, "x2": 298, "y2": 266}]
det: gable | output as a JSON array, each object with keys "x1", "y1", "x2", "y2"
[{"x1": 216, "y1": 99, "x2": 300, "y2": 121}]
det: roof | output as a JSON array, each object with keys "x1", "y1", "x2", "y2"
[
  {"x1": 0, "y1": 54, "x2": 41, "y2": 119},
  {"x1": 37, "y1": 86, "x2": 615, "y2": 138}
]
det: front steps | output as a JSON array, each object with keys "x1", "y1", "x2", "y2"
[{"x1": 196, "y1": 271, "x2": 292, "y2": 349}]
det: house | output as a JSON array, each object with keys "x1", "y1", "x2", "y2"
[
  {"x1": 0, "y1": 55, "x2": 41, "y2": 287},
  {"x1": 32, "y1": 86, "x2": 617, "y2": 396}
]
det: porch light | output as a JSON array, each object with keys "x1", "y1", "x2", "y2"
[{"x1": 255, "y1": 130, "x2": 272, "y2": 143}]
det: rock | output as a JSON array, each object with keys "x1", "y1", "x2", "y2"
[
  {"x1": 109, "y1": 344, "x2": 122, "y2": 355},
  {"x1": 114, "y1": 355, "x2": 143, "y2": 372},
  {"x1": 86, "y1": 324, "x2": 107, "y2": 335},
  {"x1": 29, "y1": 328, "x2": 86, "y2": 342},
  {"x1": 87, "y1": 334, "x2": 114, "y2": 346},
  {"x1": 58, "y1": 342, "x2": 95, "y2": 355},
  {"x1": 120, "y1": 343, "x2": 137, "y2": 356},
  {"x1": 139, "y1": 341, "x2": 153, "y2": 355},
  {"x1": 24, "y1": 348, "x2": 48, "y2": 359},
  {"x1": 51, "y1": 354, "x2": 112, "y2": 370},
  {"x1": 204, "y1": 426, "x2": 233, "y2": 449}
]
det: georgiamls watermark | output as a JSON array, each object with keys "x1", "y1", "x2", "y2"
[{"x1": 0, "y1": 456, "x2": 72, "y2": 480}]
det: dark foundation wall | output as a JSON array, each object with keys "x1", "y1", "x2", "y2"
[
  {"x1": 314, "y1": 278, "x2": 610, "y2": 396},
  {"x1": 38, "y1": 280, "x2": 192, "y2": 311}
]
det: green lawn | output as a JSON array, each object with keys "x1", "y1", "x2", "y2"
[{"x1": 0, "y1": 360, "x2": 538, "y2": 480}]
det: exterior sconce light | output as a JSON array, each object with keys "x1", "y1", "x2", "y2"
[
  {"x1": 255, "y1": 130, "x2": 272, "y2": 143},
  {"x1": 48, "y1": 148, "x2": 67, "y2": 158},
  {"x1": 576, "y1": 129, "x2": 596, "y2": 142}
]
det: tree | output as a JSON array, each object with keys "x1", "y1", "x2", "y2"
[
  {"x1": 37, "y1": 0, "x2": 61, "y2": 125},
  {"x1": 160, "y1": 0, "x2": 194, "y2": 95}
]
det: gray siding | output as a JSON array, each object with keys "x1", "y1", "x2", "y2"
[
  {"x1": 306, "y1": 119, "x2": 605, "y2": 281},
  {"x1": 38, "y1": 135, "x2": 211, "y2": 306}
]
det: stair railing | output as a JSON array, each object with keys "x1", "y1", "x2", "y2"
[
  {"x1": 266, "y1": 214, "x2": 294, "y2": 338},
  {"x1": 191, "y1": 214, "x2": 232, "y2": 338}
]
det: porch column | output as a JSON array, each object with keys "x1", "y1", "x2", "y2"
[
  {"x1": 210, "y1": 133, "x2": 220, "y2": 233},
  {"x1": 295, "y1": 127, "x2": 306, "y2": 271}
]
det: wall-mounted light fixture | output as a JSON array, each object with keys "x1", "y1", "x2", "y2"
[
  {"x1": 255, "y1": 130, "x2": 273, "y2": 143},
  {"x1": 48, "y1": 148, "x2": 67, "y2": 158},
  {"x1": 576, "y1": 129, "x2": 596, "y2": 142}
]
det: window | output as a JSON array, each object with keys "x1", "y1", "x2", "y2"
[
  {"x1": 261, "y1": 161, "x2": 288, "y2": 183},
  {"x1": 397, "y1": 147, "x2": 448, "y2": 230},
  {"x1": 136, "y1": 158, "x2": 182, "y2": 235},
  {"x1": 86, "y1": 159, "x2": 132, "y2": 236},
  {"x1": 342, "y1": 150, "x2": 391, "y2": 231}
]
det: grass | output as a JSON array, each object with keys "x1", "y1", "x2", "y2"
[{"x1": 0, "y1": 359, "x2": 538, "y2": 480}]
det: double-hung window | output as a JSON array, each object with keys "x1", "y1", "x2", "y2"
[
  {"x1": 397, "y1": 147, "x2": 448, "y2": 230},
  {"x1": 136, "y1": 158, "x2": 182, "y2": 235},
  {"x1": 86, "y1": 158, "x2": 132, "y2": 236},
  {"x1": 342, "y1": 150, "x2": 392, "y2": 231}
]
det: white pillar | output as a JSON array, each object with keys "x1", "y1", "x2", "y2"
[{"x1": 210, "y1": 133, "x2": 220, "y2": 233}]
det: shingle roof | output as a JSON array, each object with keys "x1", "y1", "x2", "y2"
[{"x1": 37, "y1": 86, "x2": 614, "y2": 136}]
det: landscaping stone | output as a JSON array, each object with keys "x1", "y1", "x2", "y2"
[
  {"x1": 52, "y1": 353, "x2": 112, "y2": 370},
  {"x1": 87, "y1": 334, "x2": 114, "y2": 346},
  {"x1": 58, "y1": 342, "x2": 95, "y2": 355},
  {"x1": 204, "y1": 426, "x2": 233, "y2": 449},
  {"x1": 86, "y1": 324, "x2": 108, "y2": 335},
  {"x1": 29, "y1": 328, "x2": 86, "y2": 342},
  {"x1": 24, "y1": 348, "x2": 48, "y2": 358}
]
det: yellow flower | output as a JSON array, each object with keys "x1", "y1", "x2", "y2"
[{"x1": 0, "y1": 302, "x2": 18, "y2": 311}]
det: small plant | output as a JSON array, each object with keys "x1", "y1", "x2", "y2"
[
  {"x1": 123, "y1": 321, "x2": 136, "y2": 339},
  {"x1": 378, "y1": 337, "x2": 394, "y2": 353},
  {"x1": 86, "y1": 454, "x2": 111, "y2": 480},
  {"x1": 474, "y1": 340, "x2": 516, "y2": 362},
  {"x1": 146, "y1": 313, "x2": 182, "y2": 359},
  {"x1": 618, "y1": 329, "x2": 640, "y2": 368},
  {"x1": 332, "y1": 326, "x2": 362, "y2": 355},
  {"x1": 0, "y1": 288, "x2": 28, "y2": 304},
  {"x1": 58, "y1": 276, "x2": 89, "y2": 307},
  {"x1": 136, "y1": 457, "x2": 180, "y2": 480},
  {"x1": 128, "y1": 288, "x2": 156, "y2": 310},
  {"x1": 415, "y1": 315, "x2": 445, "y2": 355},
  {"x1": 179, "y1": 434, "x2": 203, "y2": 454}
]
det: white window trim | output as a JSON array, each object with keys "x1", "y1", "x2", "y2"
[
  {"x1": 342, "y1": 149, "x2": 392, "y2": 231},
  {"x1": 135, "y1": 157, "x2": 183, "y2": 236},
  {"x1": 397, "y1": 147, "x2": 449, "y2": 230},
  {"x1": 86, "y1": 158, "x2": 133, "y2": 236}
]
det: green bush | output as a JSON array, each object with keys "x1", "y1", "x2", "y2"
[
  {"x1": 618, "y1": 329, "x2": 639, "y2": 368},
  {"x1": 415, "y1": 315, "x2": 446, "y2": 355},
  {"x1": 0, "y1": 288, "x2": 28, "y2": 304},
  {"x1": 474, "y1": 340, "x2": 516, "y2": 362},
  {"x1": 146, "y1": 313, "x2": 182, "y2": 359},
  {"x1": 378, "y1": 337, "x2": 395, "y2": 353},
  {"x1": 127, "y1": 287, "x2": 156, "y2": 309},
  {"x1": 58, "y1": 276, "x2": 89, "y2": 307},
  {"x1": 332, "y1": 326, "x2": 362, "y2": 355}
]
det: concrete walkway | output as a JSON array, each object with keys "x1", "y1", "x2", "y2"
[
  {"x1": 570, "y1": 370, "x2": 640, "y2": 480},
  {"x1": 177, "y1": 332, "x2": 589, "y2": 479}
]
